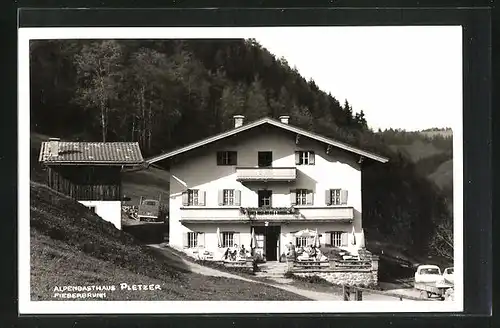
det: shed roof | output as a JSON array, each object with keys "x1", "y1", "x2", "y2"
[{"x1": 39, "y1": 141, "x2": 144, "y2": 165}]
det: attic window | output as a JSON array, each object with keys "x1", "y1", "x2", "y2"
[
  {"x1": 295, "y1": 151, "x2": 315, "y2": 165},
  {"x1": 217, "y1": 151, "x2": 237, "y2": 166}
]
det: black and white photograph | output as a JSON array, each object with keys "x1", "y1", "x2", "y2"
[{"x1": 19, "y1": 26, "x2": 463, "y2": 314}]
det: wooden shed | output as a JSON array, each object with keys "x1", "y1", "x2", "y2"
[{"x1": 38, "y1": 138, "x2": 144, "y2": 229}]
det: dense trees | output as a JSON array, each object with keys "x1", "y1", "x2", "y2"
[{"x1": 29, "y1": 39, "x2": 452, "y2": 257}]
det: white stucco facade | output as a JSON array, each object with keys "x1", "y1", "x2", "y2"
[
  {"x1": 168, "y1": 126, "x2": 367, "y2": 260},
  {"x1": 78, "y1": 200, "x2": 122, "y2": 230}
]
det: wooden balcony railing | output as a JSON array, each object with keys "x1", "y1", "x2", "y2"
[{"x1": 236, "y1": 167, "x2": 296, "y2": 182}]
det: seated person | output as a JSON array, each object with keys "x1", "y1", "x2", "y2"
[
  {"x1": 297, "y1": 250, "x2": 310, "y2": 261},
  {"x1": 240, "y1": 245, "x2": 246, "y2": 257},
  {"x1": 310, "y1": 246, "x2": 317, "y2": 257},
  {"x1": 315, "y1": 247, "x2": 323, "y2": 260},
  {"x1": 223, "y1": 248, "x2": 230, "y2": 260}
]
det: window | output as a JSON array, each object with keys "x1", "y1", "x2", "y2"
[
  {"x1": 223, "y1": 189, "x2": 234, "y2": 205},
  {"x1": 296, "y1": 237, "x2": 310, "y2": 247},
  {"x1": 325, "y1": 189, "x2": 347, "y2": 205},
  {"x1": 222, "y1": 232, "x2": 234, "y2": 248},
  {"x1": 326, "y1": 231, "x2": 347, "y2": 247},
  {"x1": 295, "y1": 189, "x2": 309, "y2": 205},
  {"x1": 291, "y1": 189, "x2": 313, "y2": 206},
  {"x1": 258, "y1": 151, "x2": 273, "y2": 167},
  {"x1": 330, "y1": 189, "x2": 341, "y2": 205},
  {"x1": 182, "y1": 189, "x2": 206, "y2": 206},
  {"x1": 330, "y1": 232, "x2": 342, "y2": 247},
  {"x1": 184, "y1": 232, "x2": 204, "y2": 248},
  {"x1": 87, "y1": 206, "x2": 96, "y2": 213},
  {"x1": 295, "y1": 151, "x2": 315, "y2": 165},
  {"x1": 188, "y1": 189, "x2": 198, "y2": 205},
  {"x1": 217, "y1": 151, "x2": 237, "y2": 165},
  {"x1": 258, "y1": 190, "x2": 272, "y2": 208},
  {"x1": 187, "y1": 232, "x2": 198, "y2": 248},
  {"x1": 218, "y1": 189, "x2": 241, "y2": 206}
]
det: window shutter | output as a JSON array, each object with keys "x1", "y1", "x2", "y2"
[
  {"x1": 309, "y1": 151, "x2": 315, "y2": 165},
  {"x1": 290, "y1": 189, "x2": 297, "y2": 205},
  {"x1": 218, "y1": 190, "x2": 224, "y2": 206},
  {"x1": 325, "y1": 189, "x2": 332, "y2": 205},
  {"x1": 325, "y1": 232, "x2": 332, "y2": 246},
  {"x1": 198, "y1": 191, "x2": 206, "y2": 206},
  {"x1": 341, "y1": 232, "x2": 348, "y2": 247},
  {"x1": 306, "y1": 190, "x2": 313, "y2": 205},
  {"x1": 216, "y1": 152, "x2": 222, "y2": 165},
  {"x1": 234, "y1": 232, "x2": 240, "y2": 246},
  {"x1": 235, "y1": 190, "x2": 241, "y2": 206},
  {"x1": 182, "y1": 233, "x2": 188, "y2": 248},
  {"x1": 197, "y1": 232, "x2": 205, "y2": 248},
  {"x1": 340, "y1": 189, "x2": 348, "y2": 205},
  {"x1": 232, "y1": 151, "x2": 238, "y2": 165},
  {"x1": 182, "y1": 191, "x2": 189, "y2": 206},
  {"x1": 295, "y1": 152, "x2": 300, "y2": 165}
]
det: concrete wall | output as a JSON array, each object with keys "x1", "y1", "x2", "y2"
[
  {"x1": 168, "y1": 126, "x2": 363, "y2": 253},
  {"x1": 78, "y1": 200, "x2": 121, "y2": 230}
]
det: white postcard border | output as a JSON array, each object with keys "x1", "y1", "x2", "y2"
[{"x1": 18, "y1": 26, "x2": 464, "y2": 314}]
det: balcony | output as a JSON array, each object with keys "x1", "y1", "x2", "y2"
[
  {"x1": 179, "y1": 206, "x2": 354, "y2": 224},
  {"x1": 236, "y1": 167, "x2": 297, "y2": 182}
]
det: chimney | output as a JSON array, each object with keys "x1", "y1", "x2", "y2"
[
  {"x1": 279, "y1": 115, "x2": 290, "y2": 124},
  {"x1": 233, "y1": 115, "x2": 245, "y2": 128},
  {"x1": 48, "y1": 137, "x2": 60, "y2": 157}
]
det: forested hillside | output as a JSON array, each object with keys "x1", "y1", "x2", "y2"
[{"x1": 29, "y1": 39, "x2": 452, "y2": 259}]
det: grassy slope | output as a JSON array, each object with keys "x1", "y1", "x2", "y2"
[
  {"x1": 30, "y1": 182, "x2": 307, "y2": 301},
  {"x1": 121, "y1": 167, "x2": 170, "y2": 206},
  {"x1": 428, "y1": 159, "x2": 453, "y2": 190}
]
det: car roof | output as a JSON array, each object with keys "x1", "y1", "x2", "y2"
[{"x1": 417, "y1": 265, "x2": 441, "y2": 269}]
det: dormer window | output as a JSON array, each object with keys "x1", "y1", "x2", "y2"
[
  {"x1": 295, "y1": 151, "x2": 315, "y2": 165},
  {"x1": 216, "y1": 151, "x2": 237, "y2": 165}
]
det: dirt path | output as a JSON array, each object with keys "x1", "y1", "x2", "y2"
[{"x1": 147, "y1": 244, "x2": 341, "y2": 301}]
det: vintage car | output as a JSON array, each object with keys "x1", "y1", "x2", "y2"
[
  {"x1": 414, "y1": 264, "x2": 442, "y2": 283},
  {"x1": 137, "y1": 198, "x2": 161, "y2": 222},
  {"x1": 442, "y1": 267, "x2": 454, "y2": 284},
  {"x1": 414, "y1": 264, "x2": 453, "y2": 300}
]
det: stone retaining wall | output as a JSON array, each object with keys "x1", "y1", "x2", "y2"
[
  {"x1": 290, "y1": 251, "x2": 379, "y2": 287},
  {"x1": 293, "y1": 270, "x2": 378, "y2": 287}
]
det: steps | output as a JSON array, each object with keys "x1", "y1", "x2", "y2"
[{"x1": 255, "y1": 261, "x2": 289, "y2": 278}]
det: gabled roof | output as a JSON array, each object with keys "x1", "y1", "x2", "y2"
[
  {"x1": 147, "y1": 117, "x2": 389, "y2": 164},
  {"x1": 39, "y1": 141, "x2": 144, "y2": 165}
]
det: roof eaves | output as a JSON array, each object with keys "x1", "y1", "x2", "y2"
[
  {"x1": 146, "y1": 117, "x2": 389, "y2": 164},
  {"x1": 265, "y1": 119, "x2": 389, "y2": 163},
  {"x1": 146, "y1": 118, "x2": 269, "y2": 163}
]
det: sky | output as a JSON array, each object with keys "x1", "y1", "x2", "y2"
[{"x1": 253, "y1": 26, "x2": 462, "y2": 132}]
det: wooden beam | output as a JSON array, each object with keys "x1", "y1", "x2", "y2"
[{"x1": 326, "y1": 145, "x2": 333, "y2": 155}]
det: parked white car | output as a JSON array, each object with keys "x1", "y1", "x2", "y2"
[
  {"x1": 414, "y1": 264, "x2": 442, "y2": 284},
  {"x1": 442, "y1": 267, "x2": 454, "y2": 284}
]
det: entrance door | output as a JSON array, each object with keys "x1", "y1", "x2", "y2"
[
  {"x1": 253, "y1": 225, "x2": 281, "y2": 261},
  {"x1": 258, "y1": 190, "x2": 272, "y2": 208},
  {"x1": 265, "y1": 226, "x2": 281, "y2": 261}
]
